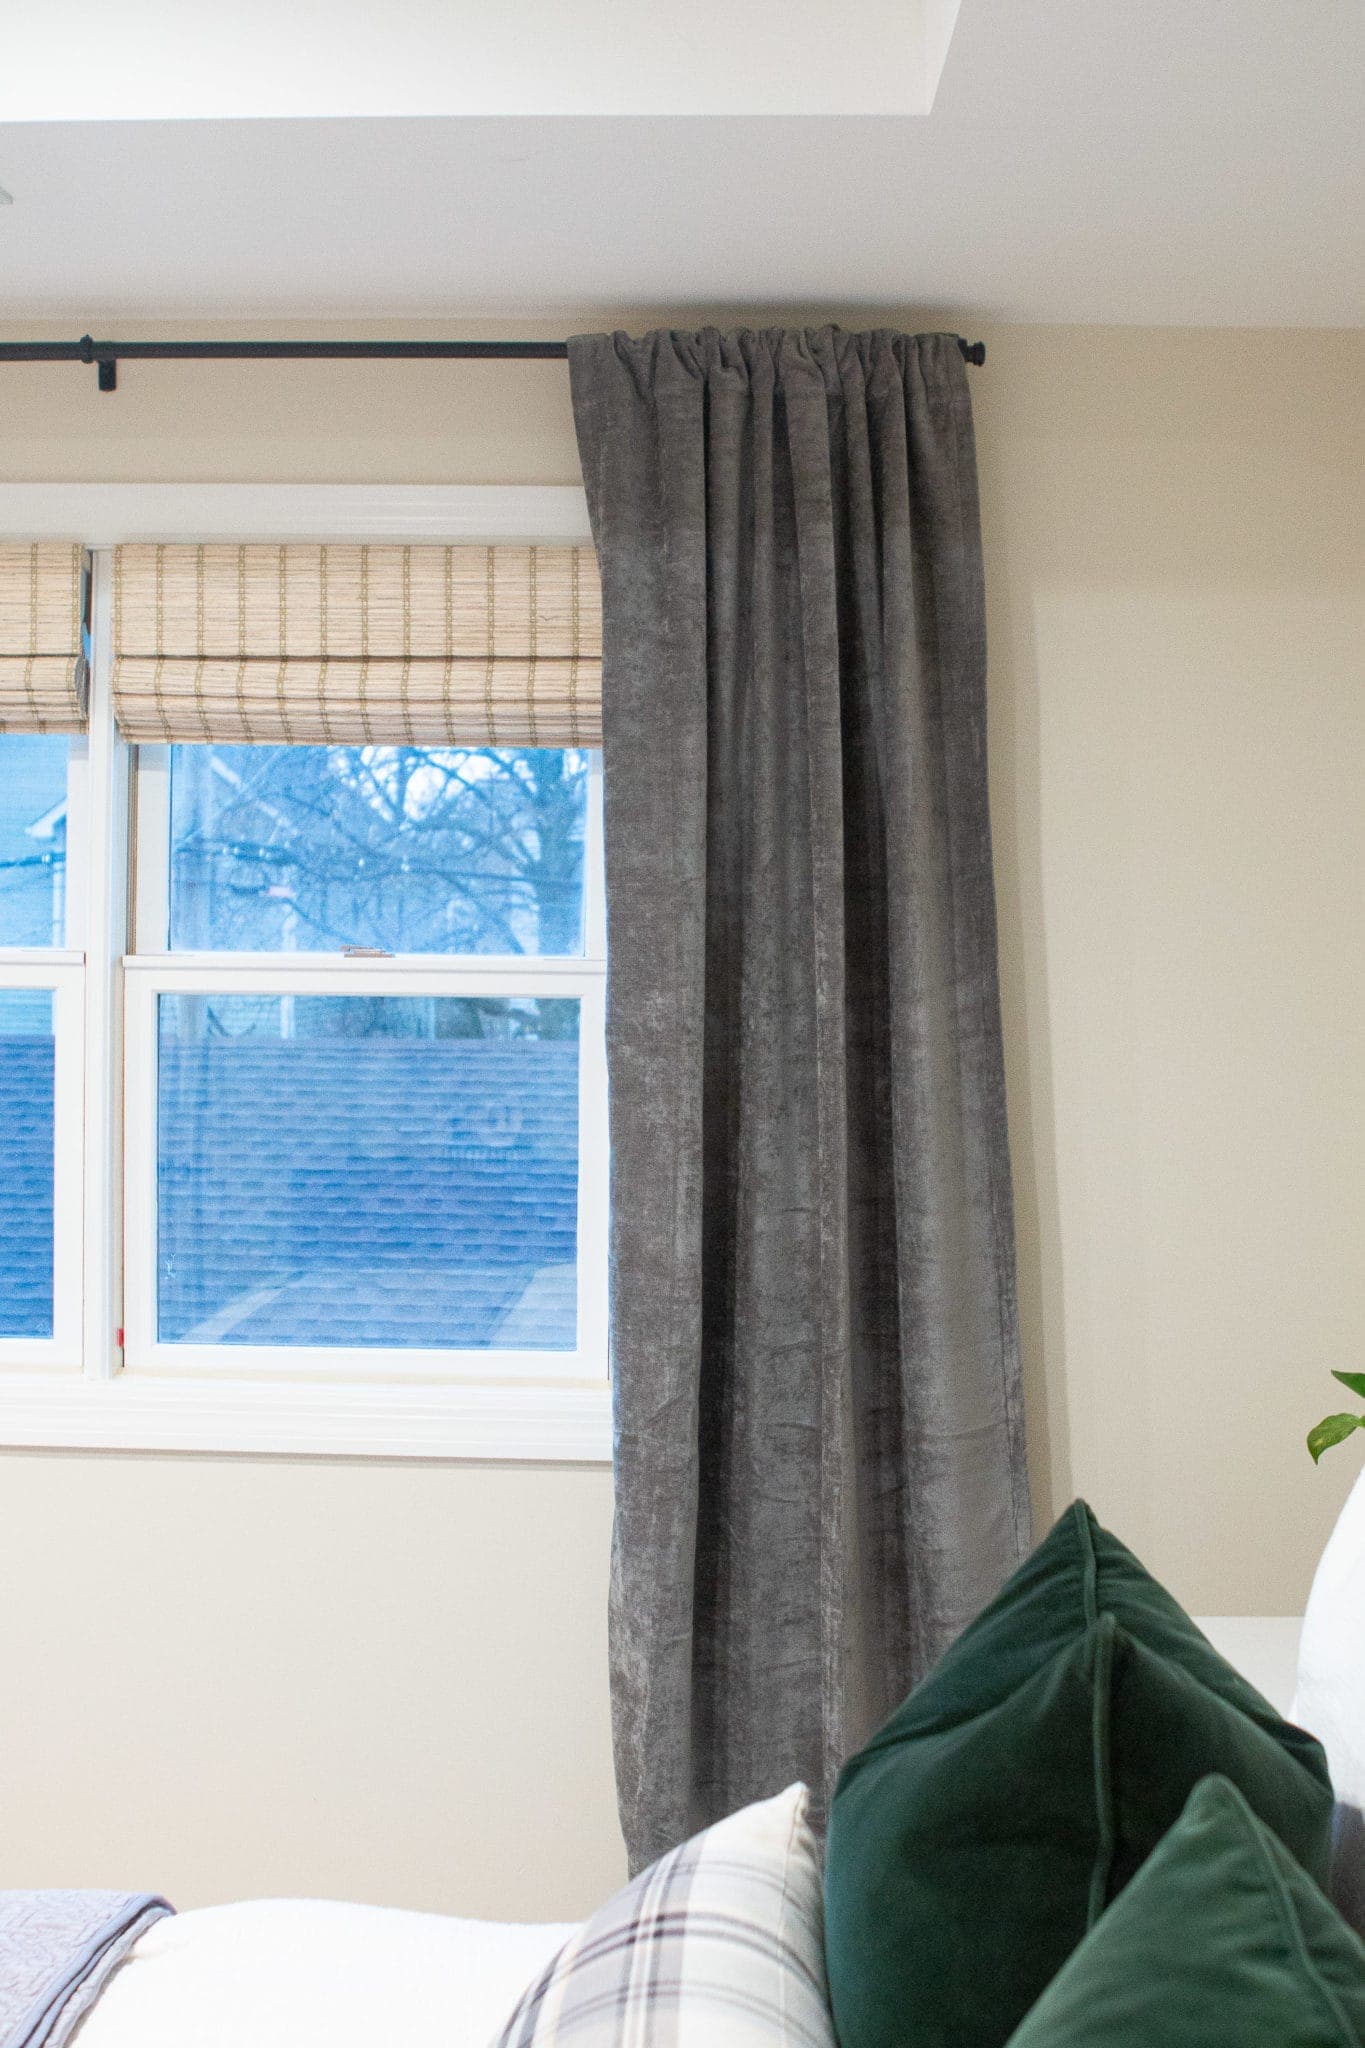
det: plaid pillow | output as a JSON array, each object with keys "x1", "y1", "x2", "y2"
[{"x1": 491, "y1": 1785, "x2": 834, "y2": 2047}]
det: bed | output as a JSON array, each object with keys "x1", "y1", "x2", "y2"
[{"x1": 72, "y1": 1899, "x2": 575, "y2": 2048}]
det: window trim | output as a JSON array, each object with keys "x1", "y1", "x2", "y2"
[
  {"x1": 0, "y1": 483, "x2": 611, "y2": 1463},
  {"x1": 0, "y1": 1372, "x2": 611, "y2": 1461}
]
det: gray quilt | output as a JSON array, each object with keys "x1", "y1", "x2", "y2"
[{"x1": 0, "y1": 1892, "x2": 172, "y2": 2048}]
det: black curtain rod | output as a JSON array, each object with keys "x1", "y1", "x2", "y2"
[{"x1": 0, "y1": 332, "x2": 986, "y2": 393}]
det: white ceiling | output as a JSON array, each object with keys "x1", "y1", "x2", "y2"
[
  {"x1": 0, "y1": 0, "x2": 1361, "y2": 326},
  {"x1": 1, "y1": 0, "x2": 963, "y2": 118}
]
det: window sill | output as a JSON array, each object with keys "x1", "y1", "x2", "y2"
[{"x1": 0, "y1": 1372, "x2": 612, "y2": 1463}]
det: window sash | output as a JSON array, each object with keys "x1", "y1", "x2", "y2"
[
  {"x1": 0, "y1": 958, "x2": 85, "y2": 1369},
  {"x1": 121, "y1": 925, "x2": 609, "y2": 1384},
  {"x1": 125, "y1": 742, "x2": 607, "y2": 1381}
]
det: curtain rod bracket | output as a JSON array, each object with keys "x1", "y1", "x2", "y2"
[{"x1": 77, "y1": 333, "x2": 118, "y2": 391}]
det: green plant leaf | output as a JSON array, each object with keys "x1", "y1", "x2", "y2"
[
  {"x1": 1331, "y1": 1370, "x2": 1365, "y2": 1401},
  {"x1": 1308, "y1": 1413, "x2": 1365, "y2": 1464}
]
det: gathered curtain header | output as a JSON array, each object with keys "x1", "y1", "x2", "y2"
[
  {"x1": 0, "y1": 543, "x2": 89, "y2": 733},
  {"x1": 111, "y1": 542, "x2": 602, "y2": 747}
]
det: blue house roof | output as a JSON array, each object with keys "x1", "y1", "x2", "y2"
[
  {"x1": 0, "y1": 1035, "x2": 582, "y2": 1350},
  {"x1": 0, "y1": 1038, "x2": 54, "y2": 1339}
]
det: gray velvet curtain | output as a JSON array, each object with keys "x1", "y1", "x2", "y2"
[{"x1": 568, "y1": 326, "x2": 1031, "y2": 1873}]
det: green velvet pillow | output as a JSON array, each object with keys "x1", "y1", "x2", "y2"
[
  {"x1": 1007, "y1": 1775, "x2": 1365, "y2": 2048},
  {"x1": 824, "y1": 1501, "x2": 1335, "y2": 2048}
]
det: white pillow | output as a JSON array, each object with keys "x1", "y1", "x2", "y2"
[
  {"x1": 1293, "y1": 1463, "x2": 1365, "y2": 1934},
  {"x1": 492, "y1": 1783, "x2": 835, "y2": 2048},
  {"x1": 1293, "y1": 1463, "x2": 1365, "y2": 1810},
  {"x1": 73, "y1": 1898, "x2": 578, "y2": 2048}
]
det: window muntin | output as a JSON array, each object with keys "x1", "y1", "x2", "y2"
[
  {"x1": 0, "y1": 735, "x2": 71, "y2": 948},
  {"x1": 156, "y1": 992, "x2": 581, "y2": 1352},
  {"x1": 167, "y1": 744, "x2": 589, "y2": 957}
]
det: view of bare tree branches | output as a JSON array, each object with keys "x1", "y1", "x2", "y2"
[{"x1": 170, "y1": 744, "x2": 590, "y2": 960}]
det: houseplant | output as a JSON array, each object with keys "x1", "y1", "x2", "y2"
[{"x1": 1308, "y1": 1372, "x2": 1365, "y2": 1463}]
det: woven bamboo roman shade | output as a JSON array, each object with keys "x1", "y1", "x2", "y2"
[
  {"x1": 111, "y1": 542, "x2": 602, "y2": 746},
  {"x1": 0, "y1": 543, "x2": 89, "y2": 732}
]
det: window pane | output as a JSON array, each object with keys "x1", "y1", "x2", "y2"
[
  {"x1": 0, "y1": 736, "x2": 69, "y2": 947},
  {"x1": 157, "y1": 994, "x2": 580, "y2": 1351},
  {"x1": 169, "y1": 745, "x2": 589, "y2": 956},
  {"x1": 0, "y1": 990, "x2": 55, "y2": 1338}
]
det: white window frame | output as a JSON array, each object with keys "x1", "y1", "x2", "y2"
[{"x1": 0, "y1": 484, "x2": 611, "y2": 1460}]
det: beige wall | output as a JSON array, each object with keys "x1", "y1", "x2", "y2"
[
  {"x1": 0, "y1": 1453, "x2": 621, "y2": 1917},
  {"x1": 973, "y1": 328, "x2": 1364, "y2": 1614},
  {"x1": 0, "y1": 319, "x2": 1360, "y2": 1913}
]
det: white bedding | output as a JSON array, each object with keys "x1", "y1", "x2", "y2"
[{"x1": 72, "y1": 1897, "x2": 576, "y2": 2048}]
